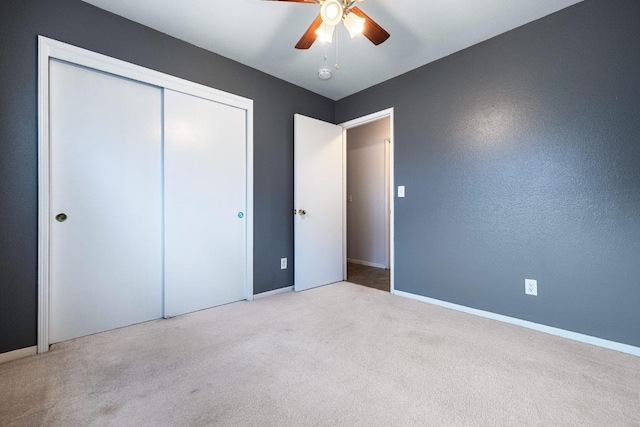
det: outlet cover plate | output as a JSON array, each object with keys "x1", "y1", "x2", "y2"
[
  {"x1": 281, "y1": 258, "x2": 287, "y2": 270},
  {"x1": 525, "y1": 279, "x2": 537, "y2": 296}
]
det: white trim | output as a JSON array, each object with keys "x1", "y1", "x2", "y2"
[
  {"x1": 347, "y1": 258, "x2": 387, "y2": 269},
  {"x1": 340, "y1": 108, "x2": 395, "y2": 293},
  {"x1": 245, "y1": 106, "x2": 254, "y2": 303},
  {"x1": 384, "y1": 138, "x2": 391, "y2": 270},
  {"x1": 342, "y1": 130, "x2": 348, "y2": 280},
  {"x1": 253, "y1": 286, "x2": 294, "y2": 299},
  {"x1": 393, "y1": 289, "x2": 640, "y2": 357},
  {"x1": 37, "y1": 38, "x2": 52, "y2": 354},
  {"x1": 0, "y1": 346, "x2": 38, "y2": 365},
  {"x1": 37, "y1": 36, "x2": 254, "y2": 353}
]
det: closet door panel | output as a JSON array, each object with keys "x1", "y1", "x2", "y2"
[
  {"x1": 49, "y1": 60, "x2": 163, "y2": 343},
  {"x1": 164, "y1": 90, "x2": 247, "y2": 317}
]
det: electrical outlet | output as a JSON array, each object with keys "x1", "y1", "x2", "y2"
[
  {"x1": 281, "y1": 258, "x2": 287, "y2": 270},
  {"x1": 525, "y1": 279, "x2": 537, "y2": 296},
  {"x1": 398, "y1": 186, "x2": 405, "y2": 197}
]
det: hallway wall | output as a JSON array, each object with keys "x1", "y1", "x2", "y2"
[{"x1": 347, "y1": 118, "x2": 390, "y2": 268}]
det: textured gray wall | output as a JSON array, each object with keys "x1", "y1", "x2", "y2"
[
  {"x1": 336, "y1": 0, "x2": 640, "y2": 347},
  {"x1": 0, "y1": 0, "x2": 333, "y2": 353}
]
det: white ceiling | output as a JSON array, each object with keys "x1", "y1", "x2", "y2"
[{"x1": 81, "y1": 0, "x2": 582, "y2": 100}]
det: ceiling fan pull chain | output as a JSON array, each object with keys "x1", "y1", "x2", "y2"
[{"x1": 335, "y1": 26, "x2": 340, "y2": 70}]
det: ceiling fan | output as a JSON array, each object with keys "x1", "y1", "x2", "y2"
[{"x1": 267, "y1": 0, "x2": 390, "y2": 49}]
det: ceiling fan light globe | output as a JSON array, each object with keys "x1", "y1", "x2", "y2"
[
  {"x1": 320, "y1": 0, "x2": 343, "y2": 26},
  {"x1": 314, "y1": 23, "x2": 335, "y2": 43},
  {"x1": 343, "y1": 12, "x2": 365, "y2": 38}
]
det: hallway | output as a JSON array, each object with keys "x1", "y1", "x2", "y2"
[{"x1": 346, "y1": 262, "x2": 390, "y2": 292}]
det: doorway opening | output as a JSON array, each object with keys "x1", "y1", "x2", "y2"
[{"x1": 341, "y1": 110, "x2": 394, "y2": 293}]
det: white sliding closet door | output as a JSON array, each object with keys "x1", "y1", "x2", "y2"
[
  {"x1": 49, "y1": 60, "x2": 163, "y2": 343},
  {"x1": 164, "y1": 90, "x2": 247, "y2": 317}
]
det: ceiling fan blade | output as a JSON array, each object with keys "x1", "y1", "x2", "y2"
[
  {"x1": 350, "y1": 6, "x2": 390, "y2": 46},
  {"x1": 295, "y1": 14, "x2": 323, "y2": 49}
]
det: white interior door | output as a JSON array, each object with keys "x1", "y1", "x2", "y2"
[
  {"x1": 294, "y1": 114, "x2": 344, "y2": 291},
  {"x1": 49, "y1": 60, "x2": 163, "y2": 343},
  {"x1": 164, "y1": 89, "x2": 247, "y2": 317}
]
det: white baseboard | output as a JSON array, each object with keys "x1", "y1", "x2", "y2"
[
  {"x1": 392, "y1": 290, "x2": 640, "y2": 357},
  {"x1": 0, "y1": 346, "x2": 38, "y2": 364},
  {"x1": 254, "y1": 286, "x2": 293, "y2": 299},
  {"x1": 347, "y1": 258, "x2": 386, "y2": 269}
]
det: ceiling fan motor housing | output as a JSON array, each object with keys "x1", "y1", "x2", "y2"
[{"x1": 321, "y1": 0, "x2": 344, "y2": 26}]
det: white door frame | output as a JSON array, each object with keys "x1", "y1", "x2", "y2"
[
  {"x1": 37, "y1": 36, "x2": 254, "y2": 353},
  {"x1": 384, "y1": 138, "x2": 391, "y2": 270},
  {"x1": 339, "y1": 108, "x2": 395, "y2": 293}
]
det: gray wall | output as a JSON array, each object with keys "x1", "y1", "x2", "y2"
[
  {"x1": 336, "y1": 0, "x2": 640, "y2": 347},
  {"x1": 0, "y1": 0, "x2": 333, "y2": 353}
]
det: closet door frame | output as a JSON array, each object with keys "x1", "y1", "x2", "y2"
[{"x1": 37, "y1": 36, "x2": 254, "y2": 354}]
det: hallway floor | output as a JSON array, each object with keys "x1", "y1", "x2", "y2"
[{"x1": 346, "y1": 262, "x2": 390, "y2": 292}]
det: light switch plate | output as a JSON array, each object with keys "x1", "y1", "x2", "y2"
[{"x1": 398, "y1": 186, "x2": 405, "y2": 198}]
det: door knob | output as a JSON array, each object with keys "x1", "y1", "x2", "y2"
[
  {"x1": 298, "y1": 209, "x2": 306, "y2": 215},
  {"x1": 55, "y1": 213, "x2": 68, "y2": 223}
]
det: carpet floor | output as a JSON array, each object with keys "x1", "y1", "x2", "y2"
[{"x1": 1, "y1": 282, "x2": 639, "y2": 426}]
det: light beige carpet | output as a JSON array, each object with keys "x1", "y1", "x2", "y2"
[{"x1": 1, "y1": 282, "x2": 639, "y2": 426}]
